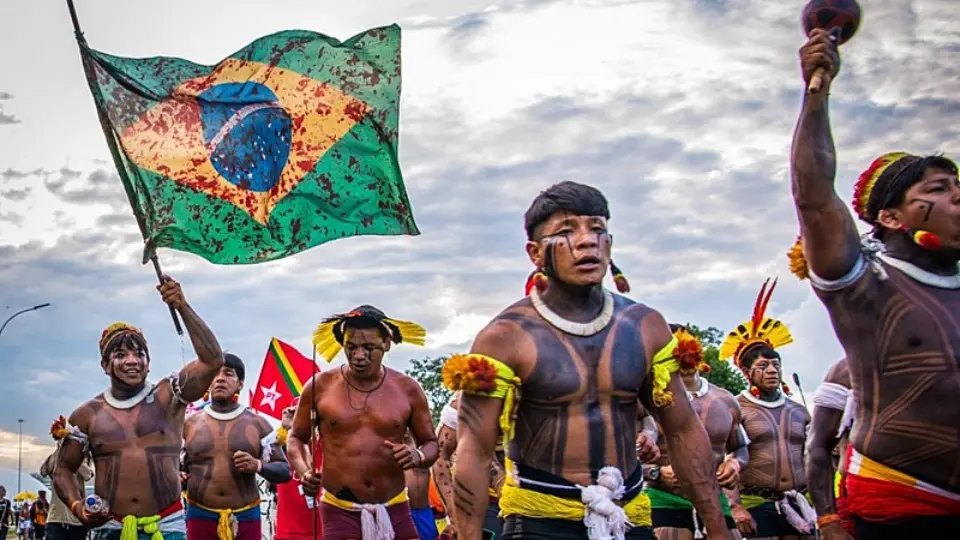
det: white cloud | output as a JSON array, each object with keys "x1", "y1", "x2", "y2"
[{"x1": 0, "y1": 0, "x2": 958, "y2": 442}]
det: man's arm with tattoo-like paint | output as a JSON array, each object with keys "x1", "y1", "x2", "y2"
[
  {"x1": 791, "y1": 30, "x2": 859, "y2": 281},
  {"x1": 158, "y1": 277, "x2": 224, "y2": 403},
  {"x1": 643, "y1": 314, "x2": 731, "y2": 539},
  {"x1": 433, "y1": 422, "x2": 458, "y2": 521},
  {"x1": 453, "y1": 322, "x2": 514, "y2": 540},
  {"x1": 806, "y1": 403, "x2": 842, "y2": 517}
]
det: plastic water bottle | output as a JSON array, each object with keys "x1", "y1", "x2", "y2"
[{"x1": 84, "y1": 495, "x2": 107, "y2": 514}]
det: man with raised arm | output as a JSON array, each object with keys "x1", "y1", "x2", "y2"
[
  {"x1": 286, "y1": 306, "x2": 439, "y2": 540},
  {"x1": 644, "y1": 326, "x2": 748, "y2": 539},
  {"x1": 791, "y1": 29, "x2": 960, "y2": 538},
  {"x1": 805, "y1": 358, "x2": 855, "y2": 540},
  {"x1": 443, "y1": 181, "x2": 730, "y2": 540},
  {"x1": 53, "y1": 277, "x2": 224, "y2": 540},
  {"x1": 182, "y1": 353, "x2": 290, "y2": 540}
]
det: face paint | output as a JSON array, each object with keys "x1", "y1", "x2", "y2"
[{"x1": 910, "y1": 198, "x2": 936, "y2": 222}]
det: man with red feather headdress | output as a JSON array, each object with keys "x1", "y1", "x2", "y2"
[
  {"x1": 791, "y1": 24, "x2": 960, "y2": 539},
  {"x1": 719, "y1": 280, "x2": 814, "y2": 539}
]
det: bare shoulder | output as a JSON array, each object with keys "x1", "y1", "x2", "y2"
[
  {"x1": 184, "y1": 411, "x2": 203, "y2": 429},
  {"x1": 626, "y1": 300, "x2": 672, "y2": 358},
  {"x1": 69, "y1": 396, "x2": 104, "y2": 432},
  {"x1": 785, "y1": 398, "x2": 811, "y2": 421},
  {"x1": 709, "y1": 384, "x2": 740, "y2": 408},
  {"x1": 391, "y1": 368, "x2": 426, "y2": 395},
  {"x1": 470, "y1": 299, "x2": 536, "y2": 369},
  {"x1": 245, "y1": 410, "x2": 273, "y2": 436},
  {"x1": 824, "y1": 358, "x2": 851, "y2": 388}
]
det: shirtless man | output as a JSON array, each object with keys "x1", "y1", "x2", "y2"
[
  {"x1": 432, "y1": 392, "x2": 506, "y2": 540},
  {"x1": 287, "y1": 305, "x2": 439, "y2": 540},
  {"x1": 182, "y1": 353, "x2": 290, "y2": 540},
  {"x1": 790, "y1": 29, "x2": 960, "y2": 537},
  {"x1": 446, "y1": 181, "x2": 730, "y2": 540},
  {"x1": 719, "y1": 281, "x2": 813, "y2": 539},
  {"x1": 645, "y1": 326, "x2": 748, "y2": 539},
  {"x1": 53, "y1": 277, "x2": 224, "y2": 540},
  {"x1": 806, "y1": 359, "x2": 854, "y2": 539}
]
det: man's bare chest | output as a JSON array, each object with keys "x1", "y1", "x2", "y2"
[
  {"x1": 90, "y1": 401, "x2": 181, "y2": 456},
  {"x1": 740, "y1": 403, "x2": 806, "y2": 451},
  {"x1": 519, "y1": 321, "x2": 648, "y2": 403},
  {"x1": 185, "y1": 416, "x2": 261, "y2": 461},
  {"x1": 319, "y1": 385, "x2": 411, "y2": 435},
  {"x1": 693, "y1": 396, "x2": 734, "y2": 448}
]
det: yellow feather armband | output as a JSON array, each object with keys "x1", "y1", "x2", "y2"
[
  {"x1": 275, "y1": 426, "x2": 288, "y2": 447},
  {"x1": 651, "y1": 336, "x2": 681, "y2": 407},
  {"x1": 442, "y1": 353, "x2": 521, "y2": 441}
]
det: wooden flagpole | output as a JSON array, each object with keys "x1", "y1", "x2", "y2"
[{"x1": 66, "y1": 0, "x2": 183, "y2": 335}]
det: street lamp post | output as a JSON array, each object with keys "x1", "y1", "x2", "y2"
[
  {"x1": 17, "y1": 418, "x2": 23, "y2": 494},
  {"x1": 0, "y1": 303, "x2": 51, "y2": 337}
]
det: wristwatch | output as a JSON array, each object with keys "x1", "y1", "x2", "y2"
[{"x1": 644, "y1": 465, "x2": 661, "y2": 481}]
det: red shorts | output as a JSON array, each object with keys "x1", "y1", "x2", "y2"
[{"x1": 319, "y1": 501, "x2": 418, "y2": 540}]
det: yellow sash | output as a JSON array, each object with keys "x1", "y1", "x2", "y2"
[
  {"x1": 320, "y1": 490, "x2": 409, "y2": 511},
  {"x1": 186, "y1": 498, "x2": 261, "y2": 540},
  {"x1": 498, "y1": 482, "x2": 651, "y2": 527}
]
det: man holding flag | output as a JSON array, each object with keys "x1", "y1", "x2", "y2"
[{"x1": 53, "y1": 277, "x2": 224, "y2": 540}]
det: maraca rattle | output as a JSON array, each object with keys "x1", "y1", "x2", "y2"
[{"x1": 801, "y1": 0, "x2": 862, "y2": 93}]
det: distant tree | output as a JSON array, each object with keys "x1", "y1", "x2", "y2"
[
  {"x1": 685, "y1": 324, "x2": 748, "y2": 396},
  {"x1": 405, "y1": 356, "x2": 452, "y2": 425}
]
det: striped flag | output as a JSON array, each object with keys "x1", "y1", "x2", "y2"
[{"x1": 250, "y1": 338, "x2": 317, "y2": 420}]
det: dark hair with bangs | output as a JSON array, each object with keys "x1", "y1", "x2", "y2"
[
  {"x1": 871, "y1": 154, "x2": 958, "y2": 240},
  {"x1": 741, "y1": 346, "x2": 780, "y2": 370},
  {"x1": 523, "y1": 181, "x2": 610, "y2": 240},
  {"x1": 101, "y1": 332, "x2": 149, "y2": 362}
]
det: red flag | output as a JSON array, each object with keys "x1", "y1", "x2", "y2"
[{"x1": 250, "y1": 338, "x2": 316, "y2": 420}]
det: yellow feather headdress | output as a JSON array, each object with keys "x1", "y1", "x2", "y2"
[
  {"x1": 312, "y1": 304, "x2": 426, "y2": 363},
  {"x1": 719, "y1": 278, "x2": 793, "y2": 369}
]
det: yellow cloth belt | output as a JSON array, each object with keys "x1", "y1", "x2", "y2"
[
  {"x1": 498, "y1": 482, "x2": 651, "y2": 527},
  {"x1": 119, "y1": 515, "x2": 163, "y2": 540},
  {"x1": 320, "y1": 490, "x2": 409, "y2": 512},
  {"x1": 651, "y1": 336, "x2": 680, "y2": 407},
  {"x1": 739, "y1": 491, "x2": 814, "y2": 510},
  {"x1": 186, "y1": 498, "x2": 261, "y2": 540}
]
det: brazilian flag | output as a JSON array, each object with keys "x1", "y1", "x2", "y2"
[{"x1": 79, "y1": 25, "x2": 418, "y2": 264}]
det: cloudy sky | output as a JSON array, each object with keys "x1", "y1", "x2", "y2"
[{"x1": 1, "y1": 0, "x2": 958, "y2": 478}]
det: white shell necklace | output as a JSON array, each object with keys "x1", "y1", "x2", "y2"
[
  {"x1": 878, "y1": 254, "x2": 960, "y2": 289},
  {"x1": 686, "y1": 377, "x2": 709, "y2": 400},
  {"x1": 203, "y1": 404, "x2": 246, "y2": 421},
  {"x1": 530, "y1": 288, "x2": 615, "y2": 336},
  {"x1": 739, "y1": 389, "x2": 786, "y2": 409},
  {"x1": 103, "y1": 383, "x2": 154, "y2": 410}
]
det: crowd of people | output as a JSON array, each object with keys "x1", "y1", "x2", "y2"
[{"x1": 6, "y1": 25, "x2": 958, "y2": 540}]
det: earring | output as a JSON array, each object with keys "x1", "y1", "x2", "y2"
[
  {"x1": 202, "y1": 392, "x2": 209, "y2": 402},
  {"x1": 525, "y1": 270, "x2": 549, "y2": 296},
  {"x1": 750, "y1": 385, "x2": 760, "y2": 398},
  {"x1": 232, "y1": 393, "x2": 240, "y2": 403},
  {"x1": 781, "y1": 382, "x2": 792, "y2": 396},
  {"x1": 902, "y1": 226, "x2": 942, "y2": 250}
]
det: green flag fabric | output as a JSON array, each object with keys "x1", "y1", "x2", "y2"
[{"x1": 79, "y1": 25, "x2": 418, "y2": 264}]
